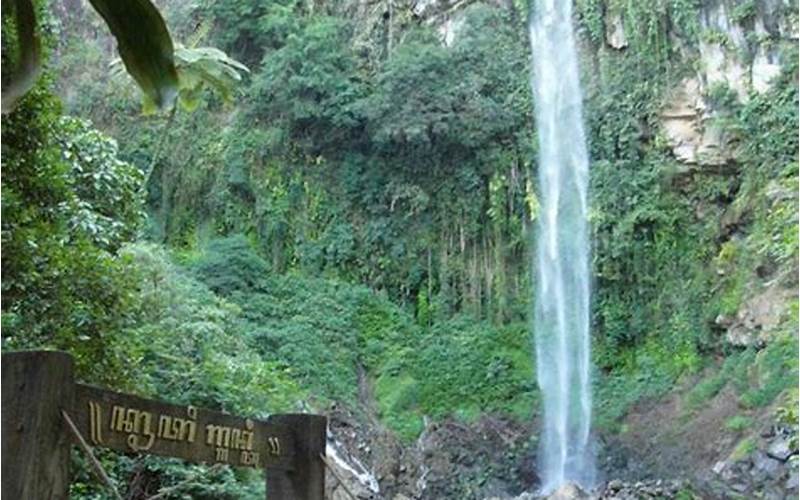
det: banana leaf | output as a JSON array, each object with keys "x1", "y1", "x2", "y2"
[{"x1": 88, "y1": 0, "x2": 179, "y2": 112}]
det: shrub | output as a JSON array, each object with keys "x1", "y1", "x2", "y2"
[
  {"x1": 724, "y1": 415, "x2": 753, "y2": 432},
  {"x1": 191, "y1": 235, "x2": 270, "y2": 294}
]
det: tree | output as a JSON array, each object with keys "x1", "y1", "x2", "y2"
[{"x1": 1, "y1": 84, "x2": 144, "y2": 379}]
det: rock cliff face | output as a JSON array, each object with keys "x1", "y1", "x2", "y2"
[
  {"x1": 617, "y1": 0, "x2": 797, "y2": 168},
  {"x1": 660, "y1": 77, "x2": 732, "y2": 166},
  {"x1": 697, "y1": 0, "x2": 795, "y2": 95},
  {"x1": 333, "y1": 0, "x2": 512, "y2": 54},
  {"x1": 717, "y1": 285, "x2": 796, "y2": 347},
  {"x1": 587, "y1": 0, "x2": 797, "y2": 352}
]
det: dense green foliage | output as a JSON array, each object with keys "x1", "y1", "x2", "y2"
[
  {"x1": 71, "y1": 3, "x2": 536, "y2": 324},
  {"x1": 68, "y1": 243, "x2": 302, "y2": 498},
  {"x1": 187, "y1": 235, "x2": 535, "y2": 440},
  {"x1": 1, "y1": 82, "x2": 144, "y2": 380}
]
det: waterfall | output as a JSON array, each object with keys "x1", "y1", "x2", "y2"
[
  {"x1": 528, "y1": 0, "x2": 596, "y2": 493},
  {"x1": 324, "y1": 422, "x2": 381, "y2": 495}
]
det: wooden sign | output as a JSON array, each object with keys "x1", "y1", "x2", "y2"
[
  {"x1": 72, "y1": 384, "x2": 295, "y2": 470},
  {"x1": 2, "y1": 351, "x2": 326, "y2": 500}
]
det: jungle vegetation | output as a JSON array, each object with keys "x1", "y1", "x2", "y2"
[{"x1": 1, "y1": 0, "x2": 797, "y2": 497}]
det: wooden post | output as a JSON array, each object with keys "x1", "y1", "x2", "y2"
[
  {"x1": 265, "y1": 414, "x2": 327, "y2": 500},
  {"x1": 2, "y1": 351, "x2": 75, "y2": 500}
]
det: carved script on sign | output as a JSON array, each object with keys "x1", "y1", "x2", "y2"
[
  {"x1": 2, "y1": 351, "x2": 330, "y2": 500},
  {"x1": 74, "y1": 384, "x2": 294, "y2": 470}
]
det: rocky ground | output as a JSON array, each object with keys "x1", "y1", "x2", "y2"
[
  {"x1": 324, "y1": 401, "x2": 537, "y2": 500},
  {"x1": 702, "y1": 423, "x2": 798, "y2": 499},
  {"x1": 321, "y1": 382, "x2": 798, "y2": 500},
  {"x1": 601, "y1": 375, "x2": 798, "y2": 500},
  {"x1": 487, "y1": 480, "x2": 691, "y2": 499}
]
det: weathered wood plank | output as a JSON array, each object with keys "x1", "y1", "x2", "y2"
[
  {"x1": 265, "y1": 414, "x2": 326, "y2": 500},
  {"x1": 2, "y1": 351, "x2": 75, "y2": 500},
  {"x1": 72, "y1": 383, "x2": 295, "y2": 470}
]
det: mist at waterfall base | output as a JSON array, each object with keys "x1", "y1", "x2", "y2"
[{"x1": 529, "y1": 0, "x2": 597, "y2": 494}]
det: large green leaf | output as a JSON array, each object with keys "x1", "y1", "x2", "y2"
[
  {"x1": 88, "y1": 0, "x2": 178, "y2": 112},
  {"x1": 173, "y1": 46, "x2": 250, "y2": 106},
  {"x1": 111, "y1": 45, "x2": 249, "y2": 111},
  {"x1": 1, "y1": 0, "x2": 42, "y2": 114}
]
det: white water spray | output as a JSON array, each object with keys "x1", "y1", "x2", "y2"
[
  {"x1": 326, "y1": 428, "x2": 380, "y2": 495},
  {"x1": 529, "y1": 0, "x2": 596, "y2": 493}
]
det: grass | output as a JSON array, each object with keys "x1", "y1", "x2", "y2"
[
  {"x1": 684, "y1": 350, "x2": 752, "y2": 412},
  {"x1": 374, "y1": 320, "x2": 536, "y2": 441},
  {"x1": 684, "y1": 370, "x2": 729, "y2": 411},
  {"x1": 724, "y1": 415, "x2": 753, "y2": 432},
  {"x1": 594, "y1": 348, "x2": 677, "y2": 433},
  {"x1": 730, "y1": 437, "x2": 757, "y2": 461},
  {"x1": 739, "y1": 333, "x2": 799, "y2": 408},
  {"x1": 600, "y1": 322, "x2": 797, "y2": 433}
]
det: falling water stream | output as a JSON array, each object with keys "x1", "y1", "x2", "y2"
[{"x1": 529, "y1": 0, "x2": 596, "y2": 493}]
